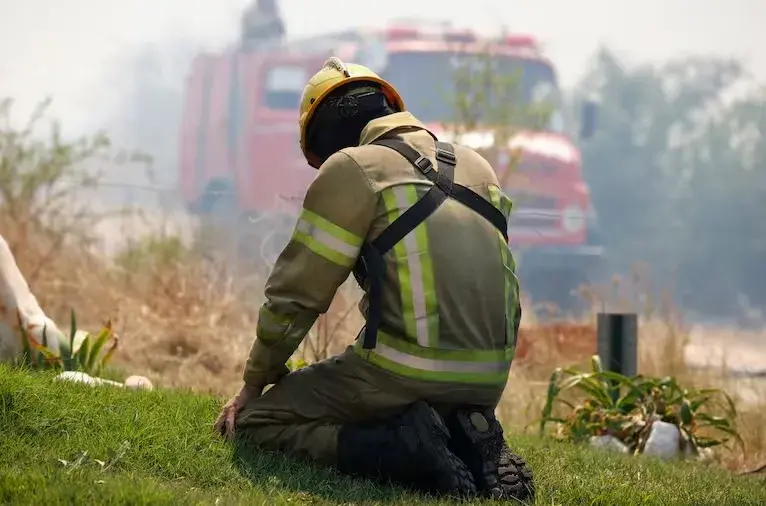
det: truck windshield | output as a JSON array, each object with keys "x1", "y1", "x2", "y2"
[
  {"x1": 263, "y1": 64, "x2": 308, "y2": 109},
  {"x1": 380, "y1": 51, "x2": 564, "y2": 133}
]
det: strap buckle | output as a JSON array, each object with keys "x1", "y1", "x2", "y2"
[
  {"x1": 413, "y1": 156, "x2": 433, "y2": 174},
  {"x1": 435, "y1": 147, "x2": 456, "y2": 166}
]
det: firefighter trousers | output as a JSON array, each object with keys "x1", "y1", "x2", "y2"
[{"x1": 235, "y1": 345, "x2": 506, "y2": 465}]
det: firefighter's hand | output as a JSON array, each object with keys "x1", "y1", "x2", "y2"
[{"x1": 214, "y1": 383, "x2": 264, "y2": 440}]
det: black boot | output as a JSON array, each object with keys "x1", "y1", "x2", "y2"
[
  {"x1": 337, "y1": 400, "x2": 476, "y2": 497},
  {"x1": 445, "y1": 407, "x2": 535, "y2": 502}
]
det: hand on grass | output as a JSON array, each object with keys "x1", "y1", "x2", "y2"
[{"x1": 213, "y1": 383, "x2": 263, "y2": 439}]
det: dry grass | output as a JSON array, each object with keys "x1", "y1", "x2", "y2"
[
  {"x1": 2, "y1": 199, "x2": 764, "y2": 475},
  {"x1": 500, "y1": 278, "x2": 766, "y2": 473},
  {"x1": 3, "y1": 98, "x2": 762, "y2": 493}
]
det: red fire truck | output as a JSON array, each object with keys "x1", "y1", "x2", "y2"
[{"x1": 177, "y1": 18, "x2": 605, "y2": 316}]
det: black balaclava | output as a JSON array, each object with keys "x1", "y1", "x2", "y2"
[{"x1": 306, "y1": 83, "x2": 396, "y2": 166}]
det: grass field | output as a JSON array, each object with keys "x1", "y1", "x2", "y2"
[
  {"x1": 2, "y1": 91, "x2": 766, "y2": 505},
  {"x1": 1, "y1": 365, "x2": 764, "y2": 506}
]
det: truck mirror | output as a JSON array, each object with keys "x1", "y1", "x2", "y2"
[{"x1": 579, "y1": 99, "x2": 598, "y2": 140}]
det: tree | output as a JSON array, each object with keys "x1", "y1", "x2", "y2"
[
  {"x1": 573, "y1": 48, "x2": 765, "y2": 321},
  {"x1": 441, "y1": 44, "x2": 555, "y2": 194},
  {"x1": 673, "y1": 87, "x2": 766, "y2": 317}
]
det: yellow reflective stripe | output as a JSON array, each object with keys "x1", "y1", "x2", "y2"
[
  {"x1": 377, "y1": 330, "x2": 505, "y2": 362},
  {"x1": 256, "y1": 305, "x2": 295, "y2": 344},
  {"x1": 489, "y1": 185, "x2": 514, "y2": 220},
  {"x1": 301, "y1": 209, "x2": 363, "y2": 246},
  {"x1": 382, "y1": 184, "x2": 439, "y2": 348},
  {"x1": 417, "y1": 221, "x2": 439, "y2": 348},
  {"x1": 489, "y1": 186, "x2": 516, "y2": 350},
  {"x1": 292, "y1": 208, "x2": 363, "y2": 267},
  {"x1": 381, "y1": 188, "x2": 414, "y2": 339},
  {"x1": 361, "y1": 350, "x2": 509, "y2": 385},
  {"x1": 354, "y1": 331, "x2": 510, "y2": 385}
]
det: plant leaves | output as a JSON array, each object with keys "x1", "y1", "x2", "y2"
[
  {"x1": 680, "y1": 399, "x2": 693, "y2": 426},
  {"x1": 68, "y1": 308, "x2": 77, "y2": 356},
  {"x1": 86, "y1": 324, "x2": 112, "y2": 373},
  {"x1": 539, "y1": 367, "x2": 563, "y2": 436},
  {"x1": 76, "y1": 335, "x2": 92, "y2": 371},
  {"x1": 99, "y1": 334, "x2": 120, "y2": 373}
]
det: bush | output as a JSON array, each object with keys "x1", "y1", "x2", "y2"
[
  {"x1": 540, "y1": 355, "x2": 744, "y2": 456},
  {"x1": 17, "y1": 309, "x2": 118, "y2": 377}
]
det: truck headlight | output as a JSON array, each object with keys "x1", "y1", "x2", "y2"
[{"x1": 561, "y1": 205, "x2": 586, "y2": 233}]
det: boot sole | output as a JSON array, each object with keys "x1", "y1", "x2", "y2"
[
  {"x1": 448, "y1": 409, "x2": 535, "y2": 502},
  {"x1": 405, "y1": 401, "x2": 477, "y2": 497},
  {"x1": 496, "y1": 449, "x2": 535, "y2": 502}
]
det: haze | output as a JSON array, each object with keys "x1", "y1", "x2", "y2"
[{"x1": 0, "y1": 0, "x2": 763, "y2": 134}]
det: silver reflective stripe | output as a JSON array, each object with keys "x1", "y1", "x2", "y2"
[
  {"x1": 374, "y1": 343, "x2": 508, "y2": 374},
  {"x1": 392, "y1": 186, "x2": 431, "y2": 347},
  {"x1": 295, "y1": 218, "x2": 360, "y2": 258}
]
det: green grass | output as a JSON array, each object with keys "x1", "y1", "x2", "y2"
[{"x1": 1, "y1": 365, "x2": 764, "y2": 506}]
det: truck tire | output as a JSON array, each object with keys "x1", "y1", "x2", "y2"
[
  {"x1": 203, "y1": 180, "x2": 238, "y2": 223},
  {"x1": 189, "y1": 179, "x2": 235, "y2": 216},
  {"x1": 194, "y1": 179, "x2": 240, "y2": 262}
]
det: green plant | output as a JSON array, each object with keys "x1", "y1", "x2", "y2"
[
  {"x1": 540, "y1": 355, "x2": 743, "y2": 456},
  {"x1": 17, "y1": 308, "x2": 119, "y2": 376},
  {"x1": 114, "y1": 233, "x2": 189, "y2": 272},
  {"x1": 286, "y1": 357, "x2": 308, "y2": 372},
  {"x1": 442, "y1": 44, "x2": 557, "y2": 188},
  {"x1": 3, "y1": 363, "x2": 765, "y2": 505}
]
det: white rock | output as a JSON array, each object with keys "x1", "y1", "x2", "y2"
[
  {"x1": 124, "y1": 375, "x2": 154, "y2": 391},
  {"x1": 589, "y1": 435, "x2": 630, "y2": 454},
  {"x1": 54, "y1": 371, "x2": 124, "y2": 388},
  {"x1": 643, "y1": 421, "x2": 681, "y2": 460}
]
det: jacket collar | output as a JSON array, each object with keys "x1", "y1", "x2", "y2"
[{"x1": 358, "y1": 112, "x2": 437, "y2": 146}]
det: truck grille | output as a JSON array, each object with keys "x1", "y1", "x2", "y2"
[
  {"x1": 506, "y1": 191, "x2": 560, "y2": 234},
  {"x1": 506, "y1": 192, "x2": 557, "y2": 209},
  {"x1": 511, "y1": 209, "x2": 560, "y2": 229}
]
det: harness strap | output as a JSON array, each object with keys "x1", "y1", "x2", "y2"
[
  {"x1": 355, "y1": 137, "x2": 509, "y2": 350},
  {"x1": 372, "y1": 138, "x2": 508, "y2": 241},
  {"x1": 370, "y1": 139, "x2": 455, "y2": 252}
]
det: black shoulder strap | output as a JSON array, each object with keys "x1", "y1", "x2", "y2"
[
  {"x1": 369, "y1": 139, "x2": 455, "y2": 253},
  {"x1": 372, "y1": 138, "x2": 509, "y2": 241},
  {"x1": 354, "y1": 136, "x2": 509, "y2": 350}
]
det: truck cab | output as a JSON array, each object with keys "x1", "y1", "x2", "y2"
[
  {"x1": 178, "y1": 20, "x2": 605, "y2": 315},
  {"x1": 178, "y1": 47, "x2": 324, "y2": 262},
  {"x1": 349, "y1": 22, "x2": 605, "y2": 315}
]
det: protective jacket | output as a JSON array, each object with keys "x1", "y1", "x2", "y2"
[{"x1": 243, "y1": 111, "x2": 521, "y2": 387}]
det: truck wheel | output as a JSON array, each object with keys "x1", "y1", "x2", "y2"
[
  {"x1": 206, "y1": 185, "x2": 239, "y2": 227},
  {"x1": 195, "y1": 180, "x2": 240, "y2": 261}
]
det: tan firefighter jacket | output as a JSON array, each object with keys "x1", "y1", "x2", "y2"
[{"x1": 243, "y1": 111, "x2": 521, "y2": 388}]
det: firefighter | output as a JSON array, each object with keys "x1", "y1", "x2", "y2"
[{"x1": 214, "y1": 57, "x2": 534, "y2": 501}]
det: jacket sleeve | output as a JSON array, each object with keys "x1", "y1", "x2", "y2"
[{"x1": 242, "y1": 150, "x2": 377, "y2": 387}]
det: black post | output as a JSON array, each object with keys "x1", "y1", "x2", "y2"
[{"x1": 597, "y1": 313, "x2": 638, "y2": 402}]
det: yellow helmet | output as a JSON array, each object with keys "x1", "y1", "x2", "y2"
[{"x1": 299, "y1": 57, "x2": 405, "y2": 168}]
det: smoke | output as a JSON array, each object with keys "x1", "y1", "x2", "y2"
[{"x1": 100, "y1": 39, "x2": 204, "y2": 189}]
